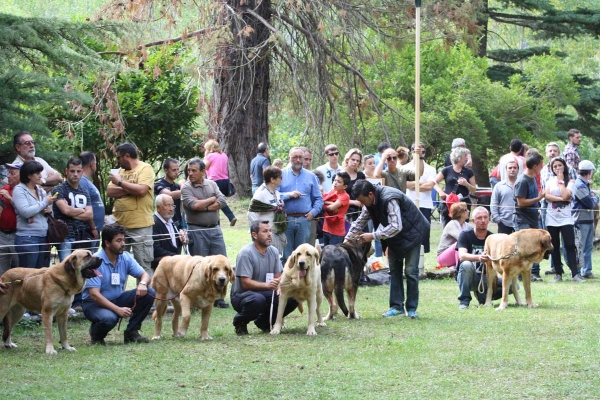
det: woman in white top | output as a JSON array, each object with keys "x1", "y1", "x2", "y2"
[
  {"x1": 544, "y1": 157, "x2": 583, "y2": 282},
  {"x1": 247, "y1": 166, "x2": 287, "y2": 254},
  {"x1": 437, "y1": 202, "x2": 473, "y2": 269}
]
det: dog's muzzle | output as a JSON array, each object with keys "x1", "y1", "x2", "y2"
[
  {"x1": 298, "y1": 261, "x2": 307, "y2": 278},
  {"x1": 81, "y1": 257, "x2": 103, "y2": 279},
  {"x1": 216, "y1": 275, "x2": 227, "y2": 288}
]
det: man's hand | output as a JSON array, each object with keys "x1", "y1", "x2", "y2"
[
  {"x1": 91, "y1": 229, "x2": 99, "y2": 239},
  {"x1": 109, "y1": 171, "x2": 122, "y2": 185},
  {"x1": 179, "y1": 229, "x2": 189, "y2": 244},
  {"x1": 537, "y1": 189, "x2": 546, "y2": 201},
  {"x1": 306, "y1": 212, "x2": 314, "y2": 220},
  {"x1": 267, "y1": 277, "x2": 280, "y2": 290},
  {"x1": 116, "y1": 307, "x2": 132, "y2": 318},
  {"x1": 136, "y1": 284, "x2": 148, "y2": 298},
  {"x1": 290, "y1": 190, "x2": 302, "y2": 199},
  {"x1": 479, "y1": 253, "x2": 489, "y2": 263},
  {"x1": 358, "y1": 232, "x2": 374, "y2": 243}
]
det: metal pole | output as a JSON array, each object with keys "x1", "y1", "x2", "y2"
[{"x1": 414, "y1": 0, "x2": 421, "y2": 207}]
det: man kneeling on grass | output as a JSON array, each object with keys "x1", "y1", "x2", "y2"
[{"x1": 82, "y1": 223, "x2": 155, "y2": 345}]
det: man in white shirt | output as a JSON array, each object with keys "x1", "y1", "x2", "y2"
[
  {"x1": 12, "y1": 131, "x2": 62, "y2": 192},
  {"x1": 316, "y1": 144, "x2": 341, "y2": 193}
]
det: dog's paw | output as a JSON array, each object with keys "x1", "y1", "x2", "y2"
[
  {"x1": 495, "y1": 303, "x2": 508, "y2": 311},
  {"x1": 306, "y1": 329, "x2": 317, "y2": 336},
  {"x1": 4, "y1": 342, "x2": 17, "y2": 349},
  {"x1": 152, "y1": 335, "x2": 162, "y2": 340},
  {"x1": 61, "y1": 345, "x2": 76, "y2": 352},
  {"x1": 46, "y1": 348, "x2": 58, "y2": 355},
  {"x1": 527, "y1": 302, "x2": 539, "y2": 308},
  {"x1": 270, "y1": 327, "x2": 281, "y2": 335},
  {"x1": 200, "y1": 335, "x2": 213, "y2": 341},
  {"x1": 174, "y1": 331, "x2": 187, "y2": 338},
  {"x1": 317, "y1": 321, "x2": 327, "y2": 327},
  {"x1": 349, "y1": 312, "x2": 360, "y2": 320}
]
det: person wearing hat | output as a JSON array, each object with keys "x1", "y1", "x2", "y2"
[
  {"x1": 0, "y1": 163, "x2": 21, "y2": 274},
  {"x1": 444, "y1": 138, "x2": 472, "y2": 168},
  {"x1": 573, "y1": 160, "x2": 598, "y2": 279}
]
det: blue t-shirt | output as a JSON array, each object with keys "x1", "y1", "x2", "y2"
[
  {"x1": 79, "y1": 176, "x2": 105, "y2": 231},
  {"x1": 82, "y1": 249, "x2": 145, "y2": 301},
  {"x1": 250, "y1": 153, "x2": 271, "y2": 186},
  {"x1": 513, "y1": 174, "x2": 539, "y2": 227}
]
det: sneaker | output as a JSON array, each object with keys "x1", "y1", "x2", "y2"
[
  {"x1": 382, "y1": 308, "x2": 405, "y2": 318},
  {"x1": 572, "y1": 274, "x2": 586, "y2": 283},
  {"x1": 124, "y1": 330, "x2": 149, "y2": 344},
  {"x1": 545, "y1": 268, "x2": 556, "y2": 275},
  {"x1": 234, "y1": 322, "x2": 248, "y2": 336},
  {"x1": 230, "y1": 217, "x2": 237, "y2": 227},
  {"x1": 213, "y1": 299, "x2": 230, "y2": 308},
  {"x1": 407, "y1": 310, "x2": 419, "y2": 319},
  {"x1": 22, "y1": 312, "x2": 31, "y2": 320},
  {"x1": 553, "y1": 274, "x2": 563, "y2": 282},
  {"x1": 531, "y1": 273, "x2": 543, "y2": 282},
  {"x1": 458, "y1": 303, "x2": 469, "y2": 310},
  {"x1": 583, "y1": 273, "x2": 596, "y2": 279}
]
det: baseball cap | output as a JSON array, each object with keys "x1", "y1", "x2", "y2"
[
  {"x1": 5, "y1": 163, "x2": 22, "y2": 169},
  {"x1": 578, "y1": 160, "x2": 595, "y2": 171},
  {"x1": 451, "y1": 138, "x2": 466, "y2": 148}
]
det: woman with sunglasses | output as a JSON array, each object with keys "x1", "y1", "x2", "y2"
[
  {"x1": 433, "y1": 147, "x2": 476, "y2": 227},
  {"x1": 341, "y1": 148, "x2": 365, "y2": 222},
  {"x1": 544, "y1": 157, "x2": 585, "y2": 282}
]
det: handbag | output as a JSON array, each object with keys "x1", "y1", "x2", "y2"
[{"x1": 47, "y1": 215, "x2": 69, "y2": 244}]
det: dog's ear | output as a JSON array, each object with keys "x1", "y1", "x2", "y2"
[
  {"x1": 203, "y1": 259, "x2": 213, "y2": 281},
  {"x1": 227, "y1": 264, "x2": 235, "y2": 283},
  {"x1": 64, "y1": 258, "x2": 76, "y2": 277},
  {"x1": 542, "y1": 232, "x2": 553, "y2": 250},
  {"x1": 286, "y1": 250, "x2": 297, "y2": 270}
]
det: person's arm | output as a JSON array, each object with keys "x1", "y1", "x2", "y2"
[
  {"x1": 326, "y1": 199, "x2": 343, "y2": 212},
  {"x1": 12, "y1": 186, "x2": 51, "y2": 218},
  {"x1": 308, "y1": 175, "x2": 324, "y2": 219},
  {"x1": 54, "y1": 199, "x2": 92, "y2": 219},
  {"x1": 153, "y1": 228, "x2": 176, "y2": 258},
  {"x1": 433, "y1": 171, "x2": 447, "y2": 198},
  {"x1": 159, "y1": 186, "x2": 181, "y2": 200},
  {"x1": 240, "y1": 276, "x2": 279, "y2": 291},
  {"x1": 87, "y1": 287, "x2": 133, "y2": 318},
  {"x1": 135, "y1": 272, "x2": 150, "y2": 297},
  {"x1": 516, "y1": 187, "x2": 545, "y2": 207},
  {"x1": 374, "y1": 149, "x2": 394, "y2": 178},
  {"x1": 373, "y1": 199, "x2": 402, "y2": 240},
  {"x1": 490, "y1": 186, "x2": 500, "y2": 223},
  {"x1": 345, "y1": 207, "x2": 370, "y2": 240}
]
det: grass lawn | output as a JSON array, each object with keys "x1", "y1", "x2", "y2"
[{"x1": 3, "y1": 199, "x2": 600, "y2": 399}]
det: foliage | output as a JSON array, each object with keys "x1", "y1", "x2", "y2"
[{"x1": 0, "y1": 12, "x2": 121, "y2": 162}]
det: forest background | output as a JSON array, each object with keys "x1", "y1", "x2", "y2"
[{"x1": 2, "y1": 0, "x2": 600, "y2": 208}]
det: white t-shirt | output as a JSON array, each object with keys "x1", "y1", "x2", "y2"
[
  {"x1": 545, "y1": 177, "x2": 574, "y2": 227},
  {"x1": 316, "y1": 163, "x2": 341, "y2": 193},
  {"x1": 406, "y1": 162, "x2": 436, "y2": 209}
]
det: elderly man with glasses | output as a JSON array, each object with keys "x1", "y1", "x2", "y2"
[
  {"x1": 12, "y1": 131, "x2": 62, "y2": 193},
  {"x1": 316, "y1": 144, "x2": 342, "y2": 193}
]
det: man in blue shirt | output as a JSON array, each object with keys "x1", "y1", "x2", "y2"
[
  {"x1": 79, "y1": 151, "x2": 105, "y2": 252},
  {"x1": 250, "y1": 142, "x2": 271, "y2": 194},
  {"x1": 82, "y1": 223, "x2": 155, "y2": 345},
  {"x1": 279, "y1": 147, "x2": 323, "y2": 261}
]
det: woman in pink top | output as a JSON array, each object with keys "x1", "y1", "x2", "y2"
[{"x1": 204, "y1": 139, "x2": 237, "y2": 226}]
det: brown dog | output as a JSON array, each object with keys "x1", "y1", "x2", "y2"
[
  {"x1": 0, "y1": 250, "x2": 102, "y2": 354},
  {"x1": 271, "y1": 243, "x2": 325, "y2": 336},
  {"x1": 151, "y1": 254, "x2": 235, "y2": 340},
  {"x1": 484, "y1": 229, "x2": 553, "y2": 310}
]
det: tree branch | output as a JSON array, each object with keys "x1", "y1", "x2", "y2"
[{"x1": 98, "y1": 27, "x2": 215, "y2": 55}]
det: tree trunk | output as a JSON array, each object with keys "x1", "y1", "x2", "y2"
[
  {"x1": 210, "y1": 0, "x2": 271, "y2": 197},
  {"x1": 477, "y1": 0, "x2": 488, "y2": 58}
]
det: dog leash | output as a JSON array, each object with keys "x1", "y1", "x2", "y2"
[{"x1": 488, "y1": 240, "x2": 519, "y2": 262}]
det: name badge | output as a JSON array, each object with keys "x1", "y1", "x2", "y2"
[
  {"x1": 265, "y1": 273, "x2": 274, "y2": 283},
  {"x1": 111, "y1": 273, "x2": 120, "y2": 286}
]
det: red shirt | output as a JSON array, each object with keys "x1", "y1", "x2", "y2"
[
  {"x1": 0, "y1": 184, "x2": 17, "y2": 231},
  {"x1": 323, "y1": 189, "x2": 350, "y2": 236}
]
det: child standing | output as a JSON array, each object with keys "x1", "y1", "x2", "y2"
[{"x1": 322, "y1": 172, "x2": 350, "y2": 246}]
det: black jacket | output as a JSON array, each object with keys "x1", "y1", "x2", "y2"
[{"x1": 153, "y1": 214, "x2": 183, "y2": 259}]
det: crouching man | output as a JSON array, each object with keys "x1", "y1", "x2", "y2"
[
  {"x1": 230, "y1": 221, "x2": 298, "y2": 335},
  {"x1": 82, "y1": 223, "x2": 155, "y2": 345}
]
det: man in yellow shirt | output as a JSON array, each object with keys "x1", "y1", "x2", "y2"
[{"x1": 107, "y1": 143, "x2": 155, "y2": 276}]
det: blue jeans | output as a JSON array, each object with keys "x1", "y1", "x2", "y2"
[
  {"x1": 576, "y1": 224, "x2": 594, "y2": 277},
  {"x1": 283, "y1": 216, "x2": 311, "y2": 261},
  {"x1": 15, "y1": 235, "x2": 50, "y2": 269},
  {"x1": 215, "y1": 179, "x2": 236, "y2": 222},
  {"x1": 388, "y1": 244, "x2": 420, "y2": 313},
  {"x1": 514, "y1": 221, "x2": 541, "y2": 275},
  {"x1": 82, "y1": 286, "x2": 156, "y2": 340},
  {"x1": 58, "y1": 237, "x2": 93, "y2": 261},
  {"x1": 323, "y1": 232, "x2": 343, "y2": 246},
  {"x1": 457, "y1": 261, "x2": 507, "y2": 306}
]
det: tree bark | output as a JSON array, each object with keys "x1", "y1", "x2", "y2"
[{"x1": 210, "y1": 0, "x2": 271, "y2": 197}]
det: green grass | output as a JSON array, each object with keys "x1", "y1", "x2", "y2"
[{"x1": 4, "y1": 200, "x2": 600, "y2": 399}]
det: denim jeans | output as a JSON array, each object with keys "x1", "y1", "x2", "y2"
[
  {"x1": 283, "y1": 216, "x2": 311, "y2": 261},
  {"x1": 215, "y1": 179, "x2": 236, "y2": 222},
  {"x1": 58, "y1": 237, "x2": 93, "y2": 261},
  {"x1": 576, "y1": 224, "x2": 594, "y2": 277},
  {"x1": 513, "y1": 221, "x2": 541, "y2": 275},
  {"x1": 231, "y1": 290, "x2": 298, "y2": 331},
  {"x1": 388, "y1": 244, "x2": 420, "y2": 313},
  {"x1": 323, "y1": 232, "x2": 343, "y2": 246},
  {"x1": 14, "y1": 235, "x2": 50, "y2": 268},
  {"x1": 83, "y1": 286, "x2": 155, "y2": 340}
]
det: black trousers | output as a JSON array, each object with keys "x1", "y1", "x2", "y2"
[{"x1": 231, "y1": 290, "x2": 298, "y2": 331}]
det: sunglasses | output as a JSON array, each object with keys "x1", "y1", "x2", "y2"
[
  {"x1": 327, "y1": 152, "x2": 339, "y2": 157},
  {"x1": 20, "y1": 140, "x2": 35, "y2": 146},
  {"x1": 387, "y1": 156, "x2": 398, "y2": 161}
]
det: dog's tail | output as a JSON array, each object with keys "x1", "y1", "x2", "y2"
[{"x1": 334, "y1": 272, "x2": 349, "y2": 317}]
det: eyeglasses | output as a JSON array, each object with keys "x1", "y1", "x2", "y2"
[
  {"x1": 327, "y1": 152, "x2": 339, "y2": 157},
  {"x1": 387, "y1": 156, "x2": 398, "y2": 161},
  {"x1": 19, "y1": 140, "x2": 35, "y2": 146}
]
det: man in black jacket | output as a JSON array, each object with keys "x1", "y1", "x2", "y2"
[
  {"x1": 152, "y1": 194, "x2": 186, "y2": 270},
  {"x1": 346, "y1": 180, "x2": 430, "y2": 319}
]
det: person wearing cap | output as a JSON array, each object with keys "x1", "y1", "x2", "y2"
[
  {"x1": 572, "y1": 160, "x2": 598, "y2": 279},
  {"x1": 0, "y1": 163, "x2": 21, "y2": 274},
  {"x1": 12, "y1": 131, "x2": 62, "y2": 193}
]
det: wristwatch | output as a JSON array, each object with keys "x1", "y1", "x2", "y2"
[
  {"x1": 41, "y1": 178, "x2": 47, "y2": 185},
  {"x1": 139, "y1": 281, "x2": 147, "y2": 286},
  {"x1": 117, "y1": 180, "x2": 123, "y2": 186},
  {"x1": 205, "y1": 206, "x2": 209, "y2": 212}
]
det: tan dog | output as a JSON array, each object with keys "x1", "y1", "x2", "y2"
[
  {"x1": 151, "y1": 254, "x2": 235, "y2": 340},
  {"x1": 0, "y1": 250, "x2": 102, "y2": 354},
  {"x1": 271, "y1": 243, "x2": 325, "y2": 336},
  {"x1": 484, "y1": 229, "x2": 553, "y2": 310}
]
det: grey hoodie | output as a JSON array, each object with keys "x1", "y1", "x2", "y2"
[{"x1": 13, "y1": 183, "x2": 49, "y2": 237}]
